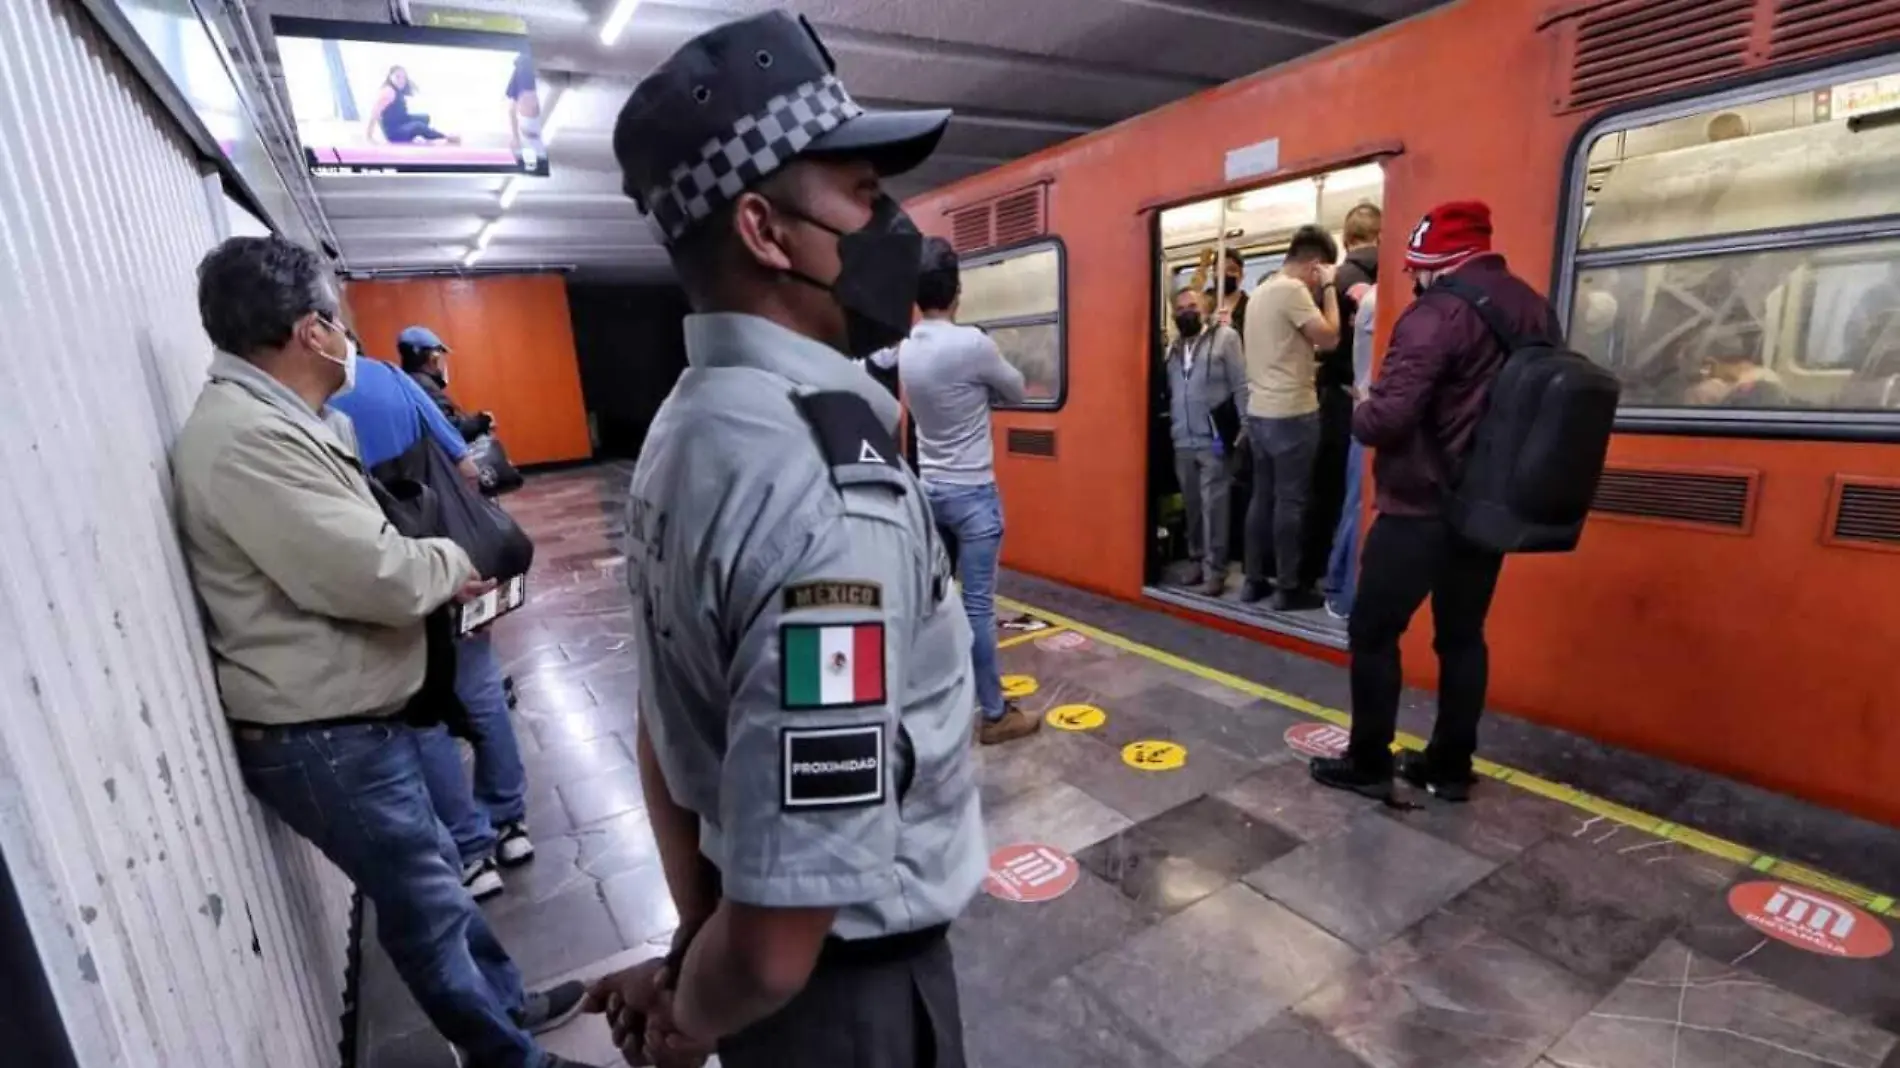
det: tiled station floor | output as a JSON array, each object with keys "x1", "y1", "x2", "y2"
[{"x1": 359, "y1": 465, "x2": 1900, "y2": 1068}]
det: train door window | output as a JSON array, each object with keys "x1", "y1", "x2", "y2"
[
  {"x1": 1562, "y1": 58, "x2": 1900, "y2": 428},
  {"x1": 1146, "y1": 161, "x2": 1384, "y2": 645},
  {"x1": 956, "y1": 240, "x2": 1065, "y2": 408}
]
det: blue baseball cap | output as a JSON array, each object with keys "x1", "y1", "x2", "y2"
[{"x1": 397, "y1": 325, "x2": 449, "y2": 353}]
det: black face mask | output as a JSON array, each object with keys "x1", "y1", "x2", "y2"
[
  {"x1": 1412, "y1": 278, "x2": 1428, "y2": 299},
  {"x1": 775, "y1": 193, "x2": 923, "y2": 359},
  {"x1": 1174, "y1": 310, "x2": 1203, "y2": 337}
]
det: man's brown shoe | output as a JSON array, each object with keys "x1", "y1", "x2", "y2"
[{"x1": 978, "y1": 704, "x2": 1041, "y2": 746}]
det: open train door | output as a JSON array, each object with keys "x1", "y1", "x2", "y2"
[{"x1": 1143, "y1": 161, "x2": 1387, "y2": 648}]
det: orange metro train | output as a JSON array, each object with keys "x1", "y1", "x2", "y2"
[{"x1": 903, "y1": 0, "x2": 1900, "y2": 827}]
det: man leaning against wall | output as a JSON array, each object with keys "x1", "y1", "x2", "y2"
[{"x1": 169, "y1": 236, "x2": 593, "y2": 1068}]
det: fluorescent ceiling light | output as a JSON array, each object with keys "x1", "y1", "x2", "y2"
[
  {"x1": 475, "y1": 220, "x2": 499, "y2": 250},
  {"x1": 600, "y1": 0, "x2": 642, "y2": 46},
  {"x1": 1233, "y1": 178, "x2": 1317, "y2": 214},
  {"x1": 1160, "y1": 200, "x2": 1221, "y2": 234},
  {"x1": 499, "y1": 177, "x2": 524, "y2": 210},
  {"x1": 462, "y1": 247, "x2": 483, "y2": 268},
  {"x1": 1325, "y1": 163, "x2": 1384, "y2": 192}
]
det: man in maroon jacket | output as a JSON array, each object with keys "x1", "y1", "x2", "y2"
[{"x1": 1311, "y1": 202, "x2": 1562, "y2": 803}]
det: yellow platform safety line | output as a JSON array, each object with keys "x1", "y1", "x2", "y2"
[
  {"x1": 996, "y1": 595, "x2": 1900, "y2": 919},
  {"x1": 997, "y1": 624, "x2": 1069, "y2": 650}
]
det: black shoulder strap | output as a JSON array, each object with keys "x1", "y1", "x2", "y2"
[
  {"x1": 1432, "y1": 275, "x2": 1526, "y2": 353},
  {"x1": 794, "y1": 391, "x2": 904, "y2": 477}
]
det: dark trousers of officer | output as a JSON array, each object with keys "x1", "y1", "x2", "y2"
[
  {"x1": 719, "y1": 926, "x2": 965, "y2": 1068},
  {"x1": 1346, "y1": 514, "x2": 1504, "y2": 779}
]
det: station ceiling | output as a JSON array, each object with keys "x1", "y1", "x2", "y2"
[{"x1": 257, "y1": 0, "x2": 1450, "y2": 281}]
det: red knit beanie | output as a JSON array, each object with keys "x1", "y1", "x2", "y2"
[{"x1": 1404, "y1": 200, "x2": 1493, "y2": 270}]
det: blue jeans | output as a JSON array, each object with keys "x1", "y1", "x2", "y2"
[
  {"x1": 233, "y1": 721, "x2": 541, "y2": 1068},
  {"x1": 1325, "y1": 438, "x2": 1367, "y2": 612},
  {"x1": 926, "y1": 480, "x2": 1005, "y2": 722},
  {"x1": 417, "y1": 633, "x2": 528, "y2": 864}
]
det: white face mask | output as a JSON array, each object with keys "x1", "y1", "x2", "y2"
[{"x1": 319, "y1": 318, "x2": 359, "y2": 398}]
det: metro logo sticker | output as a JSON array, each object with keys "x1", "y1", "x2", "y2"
[
  {"x1": 984, "y1": 844, "x2": 1080, "y2": 903},
  {"x1": 1037, "y1": 630, "x2": 1089, "y2": 653},
  {"x1": 1286, "y1": 722, "x2": 1350, "y2": 759},
  {"x1": 1728, "y1": 882, "x2": 1893, "y2": 959}
]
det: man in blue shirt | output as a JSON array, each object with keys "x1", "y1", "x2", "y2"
[
  {"x1": 339, "y1": 351, "x2": 473, "y2": 474},
  {"x1": 331, "y1": 352, "x2": 535, "y2": 900}
]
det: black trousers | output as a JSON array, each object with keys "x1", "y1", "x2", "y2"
[
  {"x1": 1346, "y1": 513, "x2": 1504, "y2": 778},
  {"x1": 719, "y1": 928, "x2": 965, "y2": 1068}
]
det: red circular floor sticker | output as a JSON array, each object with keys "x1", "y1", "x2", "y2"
[
  {"x1": 983, "y1": 843, "x2": 1080, "y2": 903},
  {"x1": 1728, "y1": 882, "x2": 1893, "y2": 959},
  {"x1": 1037, "y1": 630, "x2": 1090, "y2": 653},
  {"x1": 1285, "y1": 722, "x2": 1350, "y2": 759}
]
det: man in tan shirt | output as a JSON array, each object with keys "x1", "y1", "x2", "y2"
[
  {"x1": 172, "y1": 236, "x2": 594, "y2": 1068},
  {"x1": 1240, "y1": 225, "x2": 1341, "y2": 610}
]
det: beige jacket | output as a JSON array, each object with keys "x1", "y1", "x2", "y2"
[{"x1": 172, "y1": 352, "x2": 475, "y2": 726}]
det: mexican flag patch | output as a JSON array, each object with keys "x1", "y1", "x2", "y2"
[{"x1": 781, "y1": 623, "x2": 886, "y2": 709}]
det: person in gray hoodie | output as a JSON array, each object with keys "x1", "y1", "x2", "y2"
[{"x1": 1165, "y1": 286, "x2": 1249, "y2": 595}]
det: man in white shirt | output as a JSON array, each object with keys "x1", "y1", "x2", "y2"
[{"x1": 894, "y1": 238, "x2": 1038, "y2": 745}]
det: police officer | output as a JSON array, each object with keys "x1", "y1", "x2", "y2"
[{"x1": 579, "y1": 11, "x2": 984, "y2": 1068}]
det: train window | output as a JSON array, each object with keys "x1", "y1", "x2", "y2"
[
  {"x1": 956, "y1": 240, "x2": 1065, "y2": 408},
  {"x1": 1565, "y1": 62, "x2": 1900, "y2": 424}
]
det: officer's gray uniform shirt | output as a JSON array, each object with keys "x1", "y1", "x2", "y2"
[{"x1": 626, "y1": 312, "x2": 985, "y2": 941}]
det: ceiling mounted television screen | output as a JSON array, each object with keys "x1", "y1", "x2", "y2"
[{"x1": 273, "y1": 17, "x2": 551, "y2": 177}]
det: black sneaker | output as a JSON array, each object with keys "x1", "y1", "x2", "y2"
[
  {"x1": 461, "y1": 857, "x2": 504, "y2": 900},
  {"x1": 1398, "y1": 751, "x2": 1475, "y2": 803},
  {"x1": 1240, "y1": 580, "x2": 1274, "y2": 604},
  {"x1": 1309, "y1": 755, "x2": 1393, "y2": 801},
  {"x1": 1271, "y1": 588, "x2": 1324, "y2": 612},
  {"x1": 515, "y1": 979, "x2": 587, "y2": 1035}
]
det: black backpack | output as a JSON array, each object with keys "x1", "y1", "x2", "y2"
[{"x1": 1434, "y1": 276, "x2": 1621, "y2": 554}]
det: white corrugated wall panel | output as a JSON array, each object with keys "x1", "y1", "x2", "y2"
[{"x1": 0, "y1": 1, "x2": 353, "y2": 1067}]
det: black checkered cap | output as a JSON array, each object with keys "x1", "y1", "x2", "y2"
[{"x1": 645, "y1": 75, "x2": 862, "y2": 243}]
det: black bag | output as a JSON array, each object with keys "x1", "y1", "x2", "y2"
[
  {"x1": 1435, "y1": 276, "x2": 1621, "y2": 554},
  {"x1": 420, "y1": 434, "x2": 536, "y2": 580},
  {"x1": 1208, "y1": 398, "x2": 1241, "y2": 453},
  {"x1": 466, "y1": 434, "x2": 524, "y2": 497},
  {"x1": 362, "y1": 468, "x2": 477, "y2": 741},
  {"x1": 366, "y1": 469, "x2": 439, "y2": 541}
]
